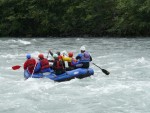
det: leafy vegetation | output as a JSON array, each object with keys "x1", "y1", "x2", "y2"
[{"x1": 0, "y1": 0, "x2": 150, "y2": 37}]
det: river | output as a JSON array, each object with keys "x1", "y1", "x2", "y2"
[{"x1": 0, "y1": 37, "x2": 150, "y2": 113}]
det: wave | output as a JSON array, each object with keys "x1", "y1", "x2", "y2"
[
  {"x1": 0, "y1": 53, "x2": 25, "y2": 58},
  {"x1": 18, "y1": 39, "x2": 31, "y2": 45},
  {"x1": 4, "y1": 39, "x2": 31, "y2": 45}
]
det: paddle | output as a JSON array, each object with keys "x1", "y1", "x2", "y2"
[
  {"x1": 12, "y1": 65, "x2": 21, "y2": 70},
  {"x1": 47, "y1": 51, "x2": 49, "y2": 59},
  {"x1": 92, "y1": 63, "x2": 110, "y2": 75},
  {"x1": 30, "y1": 62, "x2": 37, "y2": 79}
]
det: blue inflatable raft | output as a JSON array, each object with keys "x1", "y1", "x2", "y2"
[{"x1": 24, "y1": 68, "x2": 94, "y2": 82}]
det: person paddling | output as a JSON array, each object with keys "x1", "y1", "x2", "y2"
[
  {"x1": 48, "y1": 49, "x2": 63, "y2": 60},
  {"x1": 52, "y1": 54, "x2": 65, "y2": 75},
  {"x1": 48, "y1": 49, "x2": 66, "y2": 68},
  {"x1": 63, "y1": 52, "x2": 77, "y2": 71},
  {"x1": 75, "y1": 46, "x2": 92, "y2": 68},
  {"x1": 24, "y1": 54, "x2": 36, "y2": 75},
  {"x1": 35, "y1": 53, "x2": 51, "y2": 73}
]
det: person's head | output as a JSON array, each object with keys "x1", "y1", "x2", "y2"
[
  {"x1": 38, "y1": 53, "x2": 44, "y2": 59},
  {"x1": 68, "y1": 52, "x2": 73, "y2": 57},
  {"x1": 56, "y1": 51, "x2": 60, "y2": 56},
  {"x1": 26, "y1": 54, "x2": 31, "y2": 59},
  {"x1": 53, "y1": 54, "x2": 58, "y2": 59},
  {"x1": 80, "y1": 46, "x2": 86, "y2": 53}
]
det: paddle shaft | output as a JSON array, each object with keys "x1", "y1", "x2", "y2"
[
  {"x1": 47, "y1": 52, "x2": 49, "y2": 58},
  {"x1": 30, "y1": 62, "x2": 37, "y2": 78},
  {"x1": 92, "y1": 63, "x2": 102, "y2": 69}
]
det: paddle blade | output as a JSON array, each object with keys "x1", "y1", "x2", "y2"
[
  {"x1": 12, "y1": 65, "x2": 21, "y2": 70},
  {"x1": 102, "y1": 69, "x2": 110, "y2": 75}
]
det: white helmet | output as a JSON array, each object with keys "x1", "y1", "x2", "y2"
[
  {"x1": 53, "y1": 54, "x2": 58, "y2": 58},
  {"x1": 80, "y1": 46, "x2": 86, "y2": 51}
]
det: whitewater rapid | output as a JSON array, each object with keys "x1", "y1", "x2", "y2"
[{"x1": 0, "y1": 38, "x2": 150, "y2": 113}]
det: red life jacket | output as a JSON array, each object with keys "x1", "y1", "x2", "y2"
[
  {"x1": 27, "y1": 58, "x2": 36, "y2": 68},
  {"x1": 24, "y1": 58, "x2": 36, "y2": 74},
  {"x1": 40, "y1": 58, "x2": 50, "y2": 70},
  {"x1": 55, "y1": 60, "x2": 64, "y2": 69},
  {"x1": 58, "y1": 55, "x2": 63, "y2": 60}
]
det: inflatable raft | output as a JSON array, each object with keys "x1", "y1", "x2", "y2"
[{"x1": 24, "y1": 68, "x2": 94, "y2": 82}]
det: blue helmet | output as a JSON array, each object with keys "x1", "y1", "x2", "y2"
[{"x1": 26, "y1": 54, "x2": 31, "y2": 59}]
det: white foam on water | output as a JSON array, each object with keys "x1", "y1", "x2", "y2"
[
  {"x1": 18, "y1": 39, "x2": 31, "y2": 45},
  {"x1": 0, "y1": 53, "x2": 25, "y2": 58},
  {"x1": 76, "y1": 38, "x2": 80, "y2": 40},
  {"x1": 137, "y1": 57, "x2": 147, "y2": 64},
  {"x1": 4, "y1": 39, "x2": 31, "y2": 45}
]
